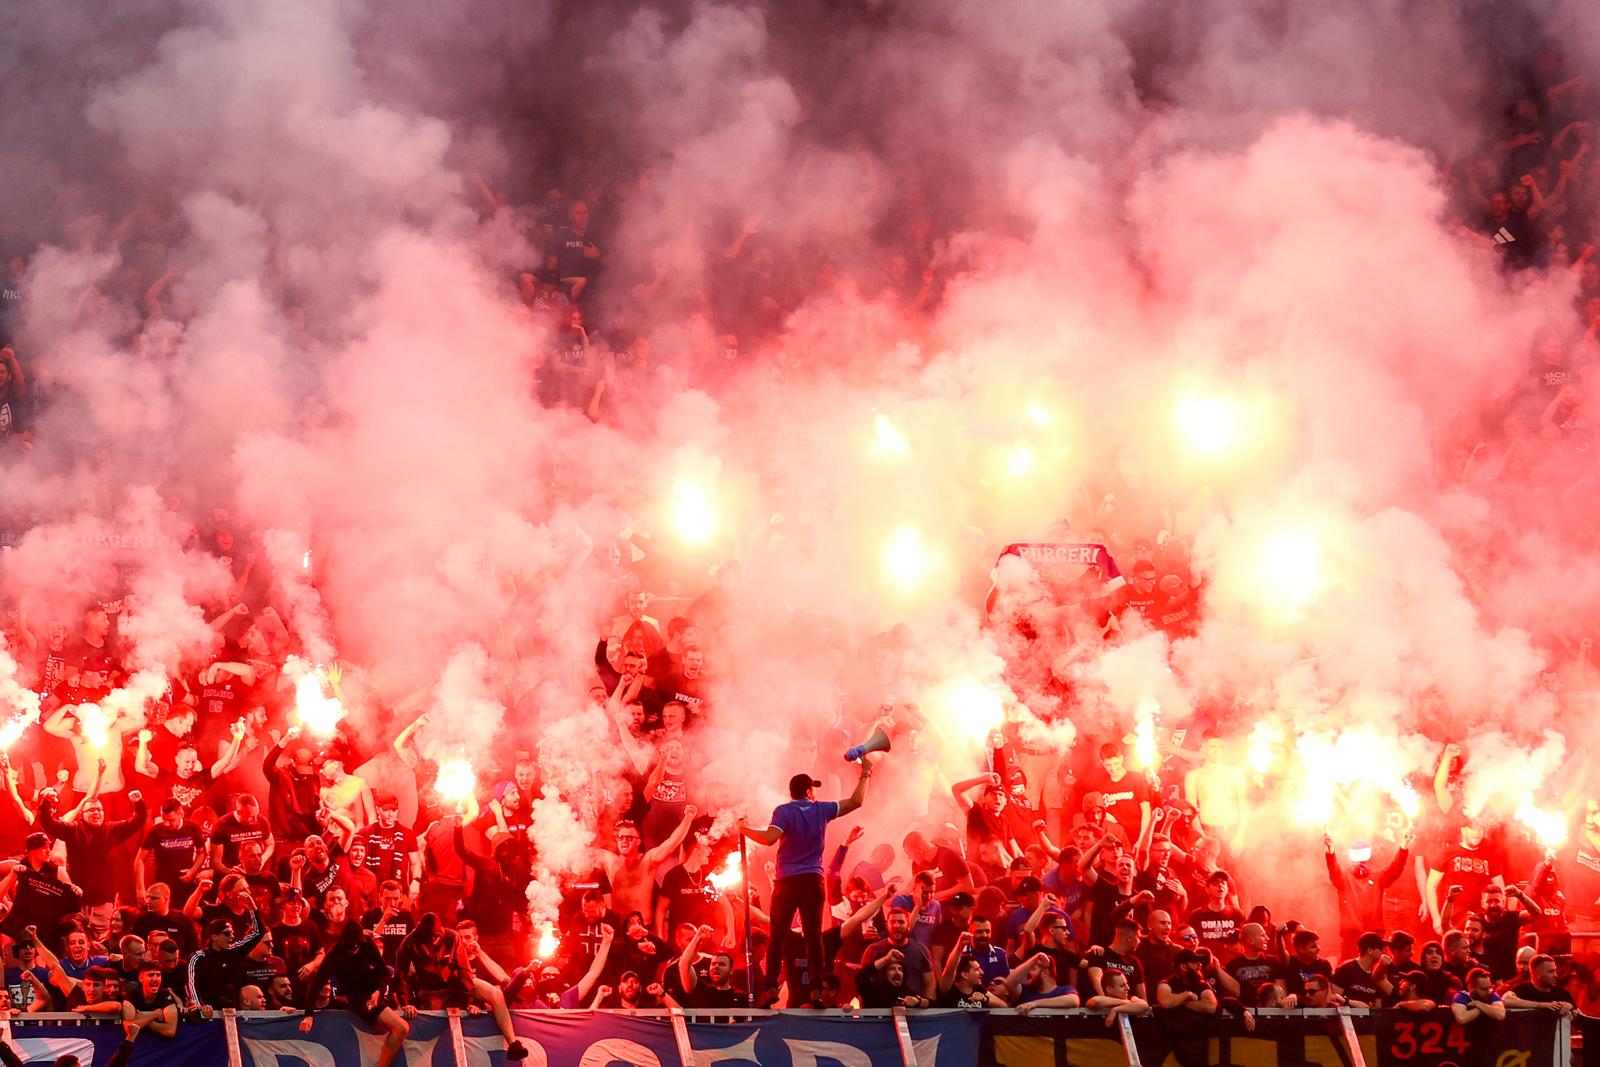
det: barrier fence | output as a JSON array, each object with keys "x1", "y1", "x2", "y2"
[{"x1": 0, "y1": 1007, "x2": 1574, "y2": 1066}]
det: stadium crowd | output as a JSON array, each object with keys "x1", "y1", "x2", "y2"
[{"x1": 0, "y1": 31, "x2": 1597, "y2": 1067}]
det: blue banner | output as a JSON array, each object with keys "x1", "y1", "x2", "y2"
[
  {"x1": 240, "y1": 1012, "x2": 461, "y2": 1066},
  {"x1": 6, "y1": 1020, "x2": 227, "y2": 1066}
]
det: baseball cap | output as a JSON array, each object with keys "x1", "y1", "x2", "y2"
[
  {"x1": 950, "y1": 892, "x2": 975, "y2": 908},
  {"x1": 789, "y1": 773, "x2": 822, "y2": 799},
  {"x1": 1015, "y1": 876, "x2": 1043, "y2": 895},
  {"x1": 1175, "y1": 948, "x2": 1204, "y2": 966}
]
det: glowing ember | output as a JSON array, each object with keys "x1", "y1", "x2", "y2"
[
  {"x1": 302, "y1": 549, "x2": 312, "y2": 571},
  {"x1": 707, "y1": 852, "x2": 743, "y2": 893},
  {"x1": 1173, "y1": 393, "x2": 1239, "y2": 456},
  {"x1": 536, "y1": 922, "x2": 560, "y2": 960},
  {"x1": 1516, "y1": 796, "x2": 1569, "y2": 848},
  {"x1": 670, "y1": 477, "x2": 716, "y2": 546},
  {"x1": 883, "y1": 526, "x2": 931, "y2": 589},
  {"x1": 293, "y1": 670, "x2": 346, "y2": 737},
  {"x1": 434, "y1": 759, "x2": 477, "y2": 804},
  {"x1": 869, "y1": 413, "x2": 910, "y2": 459}
]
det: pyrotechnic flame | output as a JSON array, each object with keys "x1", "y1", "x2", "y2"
[
  {"x1": 707, "y1": 852, "x2": 743, "y2": 894},
  {"x1": 1131, "y1": 698, "x2": 1159, "y2": 769},
  {"x1": 930, "y1": 676, "x2": 1006, "y2": 744},
  {"x1": 1173, "y1": 393, "x2": 1239, "y2": 456},
  {"x1": 1516, "y1": 796, "x2": 1569, "y2": 848},
  {"x1": 0, "y1": 707, "x2": 39, "y2": 751},
  {"x1": 869, "y1": 413, "x2": 911, "y2": 460},
  {"x1": 883, "y1": 526, "x2": 931, "y2": 589},
  {"x1": 1006, "y1": 443, "x2": 1034, "y2": 478},
  {"x1": 670, "y1": 477, "x2": 716, "y2": 546},
  {"x1": 292, "y1": 669, "x2": 345, "y2": 737},
  {"x1": 301, "y1": 549, "x2": 312, "y2": 572},
  {"x1": 1025, "y1": 406, "x2": 1051, "y2": 427},
  {"x1": 1391, "y1": 782, "x2": 1421, "y2": 820},
  {"x1": 434, "y1": 759, "x2": 477, "y2": 805},
  {"x1": 1259, "y1": 526, "x2": 1324, "y2": 612},
  {"x1": 1247, "y1": 719, "x2": 1284, "y2": 775},
  {"x1": 77, "y1": 704, "x2": 112, "y2": 752},
  {"x1": 536, "y1": 922, "x2": 560, "y2": 960}
]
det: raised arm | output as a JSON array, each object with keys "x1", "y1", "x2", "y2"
[
  {"x1": 643, "y1": 804, "x2": 698, "y2": 868},
  {"x1": 949, "y1": 774, "x2": 996, "y2": 815},
  {"x1": 836, "y1": 761, "x2": 872, "y2": 818}
]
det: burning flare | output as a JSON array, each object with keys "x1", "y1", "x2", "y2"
[
  {"x1": 1173, "y1": 393, "x2": 1239, "y2": 456},
  {"x1": 883, "y1": 526, "x2": 931, "y2": 590},
  {"x1": 669, "y1": 476, "x2": 716, "y2": 546},
  {"x1": 536, "y1": 922, "x2": 560, "y2": 960},
  {"x1": 292, "y1": 668, "x2": 345, "y2": 737},
  {"x1": 434, "y1": 759, "x2": 477, "y2": 805},
  {"x1": 707, "y1": 852, "x2": 743, "y2": 894},
  {"x1": 869, "y1": 412, "x2": 911, "y2": 460}
]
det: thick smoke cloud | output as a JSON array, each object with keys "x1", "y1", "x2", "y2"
[{"x1": 1, "y1": 0, "x2": 1596, "y2": 938}]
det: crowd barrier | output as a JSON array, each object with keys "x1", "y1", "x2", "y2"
[{"x1": 0, "y1": 1006, "x2": 1572, "y2": 1067}]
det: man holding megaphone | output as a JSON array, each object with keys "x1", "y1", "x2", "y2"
[{"x1": 739, "y1": 755, "x2": 875, "y2": 1004}]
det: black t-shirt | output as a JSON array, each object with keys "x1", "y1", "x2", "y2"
[
  {"x1": 210, "y1": 812, "x2": 270, "y2": 868},
  {"x1": 356, "y1": 823, "x2": 417, "y2": 885},
  {"x1": 155, "y1": 770, "x2": 215, "y2": 814},
  {"x1": 1084, "y1": 945, "x2": 1144, "y2": 994},
  {"x1": 913, "y1": 847, "x2": 971, "y2": 895},
  {"x1": 360, "y1": 907, "x2": 416, "y2": 964},
  {"x1": 1331, "y1": 960, "x2": 1384, "y2": 1005},
  {"x1": 143, "y1": 822, "x2": 206, "y2": 887},
  {"x1": 657, "y1": 863, "x2": 716, "y2": 933},
  {"x1": 1225, "y1": 954, "x2": 1284, "y2": 1006},
  {"x1": 1508, "y1": 981, "x2": 1573, "y2": 1006},
  {"x1": 1284, "y1": 957, "x2": 1334, "y2": 1000},
  {"x1": 1086, "y1": 880, "x2": 1134, "y2": 948},
  {"x1": 1187, "y1": 906, "x2": 1246, "y2": 953},
  {"x1": 937, "y1": 984, "x2": 991, "y2": 1008},
  {"x1": 686, "y1": 983, "x2": 749, "y2": 1008},
  {"x1": 132, "y1": 911, "x2": 199, "y2": 955},
  {"x1": 1081, "y1": 771, "x2": 1150, "y2": 837}
]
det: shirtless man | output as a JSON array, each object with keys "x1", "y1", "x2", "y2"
[
  {"x1": 1184, "y1": 735, "x2": 1248, "y2": 855},
  {"x1": 600, "y1": 806, "x2": 696, "y2": 923}
]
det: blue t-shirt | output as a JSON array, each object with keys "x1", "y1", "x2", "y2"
[
  {"x1": 771, "y1": 799, "x2": 840, "y2": 879},
  {"x1": 1004, "y1": 905, "x2": 1070, "y2": 949},
  {"x1": 1019, "y1": 983, "x2": 1076, "y2": 1005},
  {"x1": 1452, "y1": 991, "x2": 1502, "y2": 1008},
  {"x1": 889, "y1": 895, "x2": 942, "y2": 948}
]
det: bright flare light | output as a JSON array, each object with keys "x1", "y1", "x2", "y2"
[
  {"x1": 536, "y1": 922, "x2": 560, "y2": 960},
  {"x1": 1131, "y1": 698, "x2": 1159, "y2": 769},
  {"x1": 883, "y1": 527, "x2": 931, "y2": 590},
  {"x1": 1006, "y1": 443, "x2": 1034, "y2": 478},
  {"x1": 1391, "y1": 782, "x2": 1421, "y2": 820},
  {"x1": 77, "y1": 704, "x2": 112, "y2": 752},
  {"x1": 294, "y1": 671, "x2": 346, "y2": 737},
  {"x1": 435, "y1": 759, "x2": 477, "y2": 805},
  {"x1": 869, "y1": 413, "x2": 911, "y2": 460},
  {"x1": 1025, "y1": 406, "x2": 1051, "y2": 427},
  {"x1": 670, "y1": 477, "x2": 716, "y2": 546},
  {"x1": 1174, "y1": 394, "x2": 1239, "y2": 456},
  {"x1": 1247, "y1": 719, "x2": 1284, "y2": 775},
  {"x1": 708, "y1": 852, "x2": 743, "y2": 894},
  {"x1": 1516, "y1": 796, "x2": 1569, "y2": 848},
  {"x1": 931, "y1": 677, "x2": 1006, "y2": 744},
  {"x1": 1260, "y1": 527, "x2": 1324, "y2": 612}
]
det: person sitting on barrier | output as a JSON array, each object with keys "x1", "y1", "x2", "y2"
[
  {"x1": 1082, "y1": 969, "x2": 1151, "y2": 1025},
  {"x1": 300, "y1": 922, "x2": 409, "y2": 1067},
  {"x1": 506, "y1": 923, "x2": 612, "y2": 1012}
]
